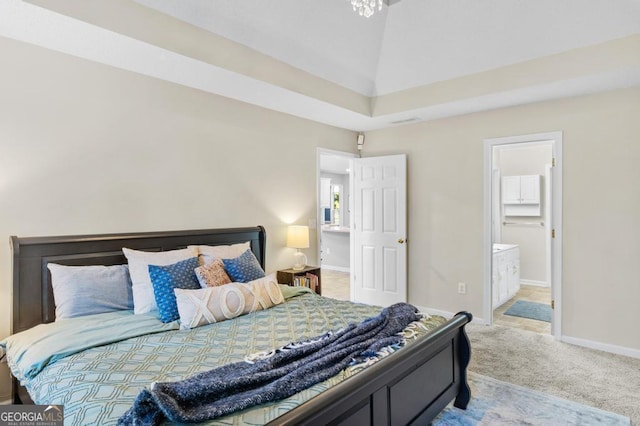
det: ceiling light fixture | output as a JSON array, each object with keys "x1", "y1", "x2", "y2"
[{"x1": 349, "y1": 0, "x2": 382, "y2": 18}]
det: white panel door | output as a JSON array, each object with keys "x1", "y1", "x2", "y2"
[{"x1": 351, "y1": 154, "x2": 407, "y2": 306}]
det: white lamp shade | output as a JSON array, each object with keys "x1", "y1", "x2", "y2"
[{"x1": 287, "y1": 225, "x2": 309, "y2": 249}]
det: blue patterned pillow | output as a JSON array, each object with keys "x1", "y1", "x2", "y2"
[
  {"x1": 148, "y1": 257, "x2": 201, "y2": 323},
  {"x1": 222, "y1": 249, "x2": 265, "y2": 283}
]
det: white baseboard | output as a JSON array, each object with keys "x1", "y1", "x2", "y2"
[
  {"x1": 320, "y1": 265, "x2": 350, "y2": 273},
  {"x1": 414, "y1": 306, "x2": 454, "y2": 319},
  {"x1": 0, "y1": 398, "x2": 11, "y2": 405},
  {"x1": 520, "y1": 279, "x2": 549, "y2": 287},
  {"x1": 412, "y1": 305, "x2": 486, "y2": 324},
  {"x1": 561, "y1": 335, "x2": 640, "y2": 359},
  {"x1": 470, "y1": 316, "x2": 489, "y2": 325},
  {"x1": 413, "y1": 305, "x2": 640, "y2": 359}
]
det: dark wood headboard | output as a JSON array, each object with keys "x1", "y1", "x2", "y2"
[{"x1": 10, "y1": 226, "x2": 266, "y2": 334}]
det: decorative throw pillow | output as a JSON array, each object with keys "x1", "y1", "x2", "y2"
[
  {"x1": 148, "y1": 257, "x2": 201, "y2": 323},
  {"x1": 194, "y1": 259, "x2": 232, "y2": 288},
  {"x1": 48, "y1": 263, "x2": 133, "y2": 320},
  {"x1": 222, "y1": 249, "x2": 265, "y2": 283},
  {"x1": 122, "y1": 246, "x2": 198, "y2": 314},
  {"x1": 174, "y1": 273, "x2": 284, "y2": 329},
  {"x1": 189, "y1": 242, "x2": 251, "y2": 265}
]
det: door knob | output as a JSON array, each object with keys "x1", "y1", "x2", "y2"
[{"x1": 398, "y1": 238, "x2": 405, "y2": 244}]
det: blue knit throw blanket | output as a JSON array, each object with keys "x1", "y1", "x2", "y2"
[{"x1": 118, "y1": 303, "x2": 420, "y2": 425}]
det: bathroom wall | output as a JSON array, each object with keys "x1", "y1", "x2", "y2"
[
  {"x1": 319, "y1": 171, "x2": 351, "y2": 271},
  {"x1": 320, "y1": 230, "x2": 350, "y2": 271},
  {"x1": 496, "y1": 143, "x2": 553, "y2": 285},
  {"x1": 320, "y1": 172, "x2": 350, "y2": 227}
]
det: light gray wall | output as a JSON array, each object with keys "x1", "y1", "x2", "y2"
[
  {"x1": 363, "y1": 87, "x2": 640, "y2": 352},
  {"x1": 0, "y1": 35, "x2": 357, "y2": 402},
  {"x1": 496, "y1": 144, "x2": 553, "y2": 284},
  {"x1": 320, "y1": 231, "x2": 350, "y2": 270}
]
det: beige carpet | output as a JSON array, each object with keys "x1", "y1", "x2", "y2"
[{"x1": 466, "y1": 323, "x2": 640, "y2": 424}]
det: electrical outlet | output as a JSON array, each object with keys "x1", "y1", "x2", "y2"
[{"x1": 458, "y1": 282, "x2": 466, "y2": 294}]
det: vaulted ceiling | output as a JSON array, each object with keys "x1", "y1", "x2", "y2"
[
  {"x1": 2, "y1": 0, "x2": 640, "y2": 131},
  {"x1": 134, "y1": 0, "x2": 640, "y2": 96}
]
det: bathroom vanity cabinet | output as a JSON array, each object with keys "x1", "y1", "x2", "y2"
[{"x1": 492, "y1": 244, "x2": 520, "y2": 309}]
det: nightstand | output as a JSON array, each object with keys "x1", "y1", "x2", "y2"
[{"x1": 277, "y1": 266, "x2": 321, "y2": 295}]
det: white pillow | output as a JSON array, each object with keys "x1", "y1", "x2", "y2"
[
  {"x1": 174, "y1": 273, "x2": 284, "y2": 330},
  {"x1": 189, "y1": 242, "x2": 251, "y2": 265},
  {"x1": 122, "y1": 247, "x2": 198, "y2": 314},
  {"x1": 48, "y1": 263, "x2": 133, "y2": 320}
]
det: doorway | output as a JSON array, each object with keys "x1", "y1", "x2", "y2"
[
  {"x1": 317, "y1": 148, "x2": 356, "y2": 301},
  {"x1": 316, "y1": 149, "x2": 408, "y2": 306},
  {"x1": 483, "y1": 132, "x2": 563, "y2": 338}
]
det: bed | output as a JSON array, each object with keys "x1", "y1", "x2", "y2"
[{"x1": 6, "y1": 226, "x2": 472, "y2": 425}]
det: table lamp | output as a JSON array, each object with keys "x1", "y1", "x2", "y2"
[{"x1": 287, "y1": 225, "x2": 309, "y2": 271}]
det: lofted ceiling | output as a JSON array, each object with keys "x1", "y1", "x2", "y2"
[
  {"x1": 133, "y1": 0, "x2": 640, "y2": 97},
  {"x1": 2, "y1": 0, "x2": 640, "y2": 131}
]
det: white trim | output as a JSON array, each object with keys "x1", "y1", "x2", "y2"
[
  {"x1": 414, "y1": 306, "x2": 640, "y2": 360},
  {"x1": 483, "y1": 140, "x2": 493, "y2": 332},
  {"x1": 413, "y1": 305, "x2": 488, "y2": 325},
  {"x1": 0, "y1": 399, "x2": 11, "y2": 406},
  {"x1": 320, "y1": 265, "x2": 350, "y2": 273},
  {"x1": 520, "y1": 279, "x2": 549, "y2": 287},
  {"x1": 483, "y1": 131, "x2": 563, "y2": 340},
  {"x1": 551, "y1": 136, "x2": 563, "y2": 340},
  {"x1": 562, "y1": 335, "x2": 640, "y2": 360},
  {"x1": 545, "y1": 163, "x2": 553, "y2": 292},
  {"x1": 492, "y1": 168, "x2": 502, "y2": 243},
  {"x1": 470, "y1": 317, "x2": 490, "y2": 325},
  {"x1": 414, "y1": 306, "x2": 455, "y2": 319},
  {"x1": 413, "y1": 306, "x2": 640, "y2": 359}
]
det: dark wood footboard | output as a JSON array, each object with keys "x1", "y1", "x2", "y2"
[
  {"x1": 272, "y1": 311, "x2": 473, "y2": 425},
  {"x1": 12, "y1": 311, "x2": 473, "y2": 423}
]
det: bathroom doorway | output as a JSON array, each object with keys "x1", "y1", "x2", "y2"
[
  {"x1": 317, "y1": 148, "x2": 355, "y2": 301},
  {"x1": 484, "y1": 132, "x2": 563, "y2": 338}
]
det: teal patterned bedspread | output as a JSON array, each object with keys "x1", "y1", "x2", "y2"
[{"x1": 10, "y1": 294, "x2": 446, "y2": 425}]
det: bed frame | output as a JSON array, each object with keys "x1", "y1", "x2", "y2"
[{"x1": 10, "y1": 226, "x2": 472, "y2": 425}]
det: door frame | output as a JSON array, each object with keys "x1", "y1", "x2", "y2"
[{"x1": 483, "y1": 131, "x2": 563, "y2": 338}]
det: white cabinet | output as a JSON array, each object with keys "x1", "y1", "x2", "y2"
[
  {"x1": 502, "y1": 175, "x2": 541, "y2": 216},
  {"x1": 502, "y1": 176, "x2": 522, "y2": 204},
  {"x1": 520, "y1": 175, "x2": 541, "y2": 204},
  {"x1": 320, "y1": 178, "x2": 331, "y2": 208},
  {"x1": 492, "y1": 244, "x2": 520, "y2": 309}
]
